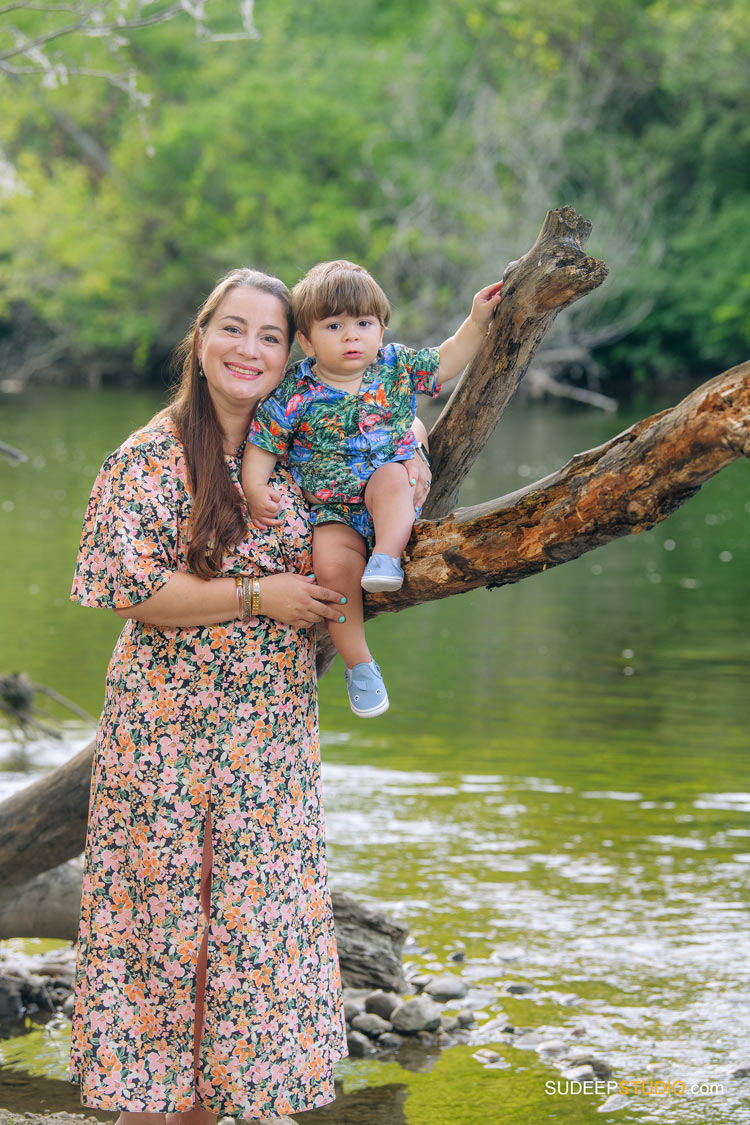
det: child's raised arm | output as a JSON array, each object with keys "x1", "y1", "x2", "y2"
[
  {"x1": 241, "y1": 444, "x2": 282, "y2": 529},
  {"x1": 437, "y1": 281, "x2": 503, "y2": 384}
]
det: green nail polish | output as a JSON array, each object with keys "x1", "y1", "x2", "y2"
[
  {"x1": 338, "y1": 615, "x2": 346, "y2": 623},
  {"x1": 341, "y1": 596, "x2": 347, "y2": 604}
]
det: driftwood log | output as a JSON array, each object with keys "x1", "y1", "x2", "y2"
[{"x1": 2, "y1": 206, "x2": 749, "y2": 932}]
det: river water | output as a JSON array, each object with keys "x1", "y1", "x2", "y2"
[{"x1": 1, "y1": 387, "x2": 749, "y2": 1124}]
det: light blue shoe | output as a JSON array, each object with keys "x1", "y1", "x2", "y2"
[
  {"x1": 344, "y1": 660, "x2": 390, "y2": 718},
  {"x1": 361, "y1": 553, "x2": 404, "y2": 593}
]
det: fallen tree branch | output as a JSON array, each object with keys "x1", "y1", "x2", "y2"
[{"x1": 374, "y1": 361, "x2": 750, "y2": 611}]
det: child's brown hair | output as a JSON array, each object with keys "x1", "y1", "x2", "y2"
[{"x1": 291, "y1": 259, "x2": 391, "y2": 338}]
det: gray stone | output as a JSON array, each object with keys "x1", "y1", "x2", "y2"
[
  {"x1": 562, "y1": 1064, "x2": 596, "y2": 1082},
  {"x1": 731, "y1": 1063, "x2": 750, "y2": 1078},
  {"x1": 351, "y1": 1012, "x2": 392, "y2": 1038},
  {"x1": 391, "y1": 995, "x2": 442, "y2": 1033},
  {"x1": 537, "y1": 1039, "x2": 567, "y2": 1056},
  {"x1": 456, "y1": 1009, "x2": 476, "y2": 1028},
  {"x1": 506, "y1": 981, "x2": 534, "y2": 995},
  {"x1": 440, "y1": 1014, "x2": 460, "y2": 1032},
  {"x1": 514, "y1": 1031, "x2": 547, "y2": 1050},
  {"x1": 343, "y1": 999, "x2": 364, "y2": 1023},
  {"x1": 0, "y1": 979, "x2": 23, "y2": 1021},
  {"x1": 566, "y1": 1052, "x2": 614, "y2": 1078},
  {"x1": 408, "y1": 974, "x2": 434, "y2": 993},
  {"x1": 364, "y1": 988, "x2": 400, "y2": 1020},
  {"x1": 332, "y1": 890, "x2": 408, "y2": 992},
  {"x1": 346, "y1": 1029, "x2": 375, "y2": 1058},
  {"x1": 598, "y1": 1093, "x2": 629, "y2": 1113},
  {"x1": 378, "y1": 1031, "x2": 404, "y2": 1049},
  {"x1": 449, "y1": 950, "x2": 466, "y2": 962},
  {"x1": 424, "y1": 972, "x2": 468, "y2": 1002},
  {"x1": 473, "y1": 1048, "x2": 501, "y2": 1063},
  {"x1": 241, "y1": 1117, "x2": 297, "y2": 1124}
]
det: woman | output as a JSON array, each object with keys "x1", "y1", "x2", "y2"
[{"x1": 69, "y1": 269, "x2": 355, "y2": 1125}]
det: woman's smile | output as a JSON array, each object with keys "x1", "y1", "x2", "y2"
[{"x1": 225, "y1": 361, "x2": 264, "y2": 380}]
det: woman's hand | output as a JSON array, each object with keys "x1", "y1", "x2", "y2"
[
  {"x1": 259, "y1": 572, "x2": 347, "y2": 628},
  {"x1": 402, "y1": 453, "x2": 432, "y2": 511}
]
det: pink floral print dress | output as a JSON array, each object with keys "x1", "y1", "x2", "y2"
[{"x1": 68, "y1": 415, "x2": 347, "y2": 1118}]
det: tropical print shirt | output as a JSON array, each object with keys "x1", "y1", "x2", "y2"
[{"x1": 249, "y1": 343, "x2": 441, "y2": 504}]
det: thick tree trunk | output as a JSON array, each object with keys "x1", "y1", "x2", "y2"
[
  {"x1": 0, "y1": 739, "x2": 93, "y2": 891},
  {"x1": 423, "y1": 205, "x2": 608, "y2": 519}
]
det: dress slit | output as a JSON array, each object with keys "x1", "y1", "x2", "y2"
[{"x1": 193, "y1": 803, "x2": 214, "y2": 1106}]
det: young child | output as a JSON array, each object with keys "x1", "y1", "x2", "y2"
[{"x1": 242, "y1": 259, "x2": 503, "y2": 717}]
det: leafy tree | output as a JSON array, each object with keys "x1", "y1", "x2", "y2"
[{"x1": 0, "y1": 0, "x2": 748, "y2": 389}]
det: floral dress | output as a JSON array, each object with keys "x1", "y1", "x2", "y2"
[{"x1": 68, "y1": 415, "x2": 347, "y2": 1118}]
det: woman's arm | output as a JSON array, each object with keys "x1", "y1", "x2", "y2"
[{"x1": 115, "y1": 571, "x2": 346, "y2": 629}]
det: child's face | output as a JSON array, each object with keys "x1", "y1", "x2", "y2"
[{"x1": 297, "y1": 314, "x2": 385, "y2": 385}]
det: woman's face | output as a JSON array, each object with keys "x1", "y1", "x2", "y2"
[{"x1": 198, "y1": 287, "x2": 290, "y2": 417}]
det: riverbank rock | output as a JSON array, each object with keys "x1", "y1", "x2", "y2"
[
  {"x1": 598, "y1": 1093, "x2": 629, "y2": 1113},
  {"x1": 0, "y1": 946, "x2": 76, "y2": 1022},
  {"x1": 562, "y1": 1052, "x2": 614, "y2": 1079},
  {"x1": 0, "y1": 1115, "x2": 103, "y2": 1125},
  {"x1": 351, "y1": 1012, "x2": 393, "y2": 1038},
  {"x1": 364, "y1": 989, "x2": 400, "y2": 1020},
  {"x1": 391, "y1": 996, "x2": 442, "y2": 1033},
  {"x1": 331, "y1": 891, "x2": 408, "y2": 993},
  {"x1": 424, "y1": 973, "x2": 468, "y2": 1002},
  {"x1": 345, "y1": 1028, "x2": 375, "y2": 1058}
]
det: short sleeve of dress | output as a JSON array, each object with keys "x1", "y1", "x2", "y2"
[
  {"x1": 71, "y1": 435, "x2": 181, "y2": 610},
  {"x1": 249, "y1": 373, "x2": 307, "y2": 458},
  {"x1": 396, "y1": 343, "x2": 442, "y2": 397}
]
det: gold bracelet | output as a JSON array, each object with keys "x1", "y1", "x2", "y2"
[
  {"x1": 252, "y1": 577, "x2": 261, "y2": 616},
  {"x1": 241, "y1": 575, "x2": 252, "y2": 620},
  {"x1": 234, "y1": 576, "x2": 244, "y2": 618}
]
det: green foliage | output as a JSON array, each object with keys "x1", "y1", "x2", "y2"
[{"x1": 0, "y1": 0, "x2": 747, "y2": 385}]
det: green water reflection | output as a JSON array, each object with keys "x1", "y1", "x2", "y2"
[{"x1": 1, "y1": 387, "x2": 749, "y2": 1124}]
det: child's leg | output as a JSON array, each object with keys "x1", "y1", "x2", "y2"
[
  {"x1": 364, "y1": 462, "x2": 416, "y2": 558},
  {"x1": 312, "y1": 523, "x2": 370, "y2": 668}
]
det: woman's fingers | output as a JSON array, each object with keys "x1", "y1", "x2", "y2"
[{"x1": 310, "y1": 583, "x2": 346, "y2": 604}]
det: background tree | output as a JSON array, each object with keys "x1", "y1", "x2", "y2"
[{"x1": 1, "y1": 0, "x2": 748, "y2": 393}]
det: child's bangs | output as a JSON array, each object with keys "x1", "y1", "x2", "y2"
[{"x1": 313, "y1": 272, "x2": 390, "y2": 326}]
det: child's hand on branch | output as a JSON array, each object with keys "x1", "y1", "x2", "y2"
[
  {"x1": 469, "y1": 281, "x2": 504, "y2": 332},
  {"x1": 246, "y1": 484, "x2": 282, "y2": 529}
]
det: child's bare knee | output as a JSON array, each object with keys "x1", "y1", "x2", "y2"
[{"x1": 366, "y1": 462, "x2": 410, "y2": 499}]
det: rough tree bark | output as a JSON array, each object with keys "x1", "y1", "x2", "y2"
[
  {"x1": 2, "y1": 207, "x2": 749, "y2": 929},
  {"x1": 423, "y1": 205, "x2": 608, "y2": 519}
]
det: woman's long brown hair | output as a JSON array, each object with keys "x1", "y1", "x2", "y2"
[{"x1": 167, "y1": 268, "x2": 293, "y2": 579}]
